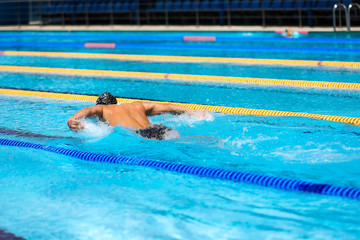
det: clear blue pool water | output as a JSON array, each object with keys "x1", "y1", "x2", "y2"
[
  {"x1": 0, "y1": 31, "x2": 360, "y2": 239},
  {"x1": 1, "y1": 30, "x2": 360, "y2": 61}
]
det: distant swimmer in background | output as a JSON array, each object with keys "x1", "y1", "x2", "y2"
[
  {"x1": 282, "y1": 28, "x2": 300, "y2": 38},
  {"x1": 67, "y1": 92, "x2": 207, "y2": 140}
]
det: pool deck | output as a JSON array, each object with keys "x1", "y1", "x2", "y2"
[{"x1": 0, "y1": 25, "x2": 358, "y2": 32}]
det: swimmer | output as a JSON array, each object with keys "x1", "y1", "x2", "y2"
[
  {"x1": 284, "y1": 28, "x2": 293, "y2": 37},
  {"x1": 282, "y1": 28, "x2": 300, "y2": 38},
  {"x1": 67, "y1": 92, "x2": 206, "y2": 140}
]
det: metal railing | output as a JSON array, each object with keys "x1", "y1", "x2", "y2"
[
  {"x1": 347, "y1": 3, "x2": 360, "y2": 31},
  {"x1": 333, "y1": 3, "x2": 350, "y2": 31}
]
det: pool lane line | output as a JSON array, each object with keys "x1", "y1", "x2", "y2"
[
  {"x1": 1, "y1": 87, "x2": 360, "y2": 127},
  {"x1": 1, "y1": 138, "x2": 359, "y2": 200},
  {"x1": 0, "y1": 41, "x2": 359, "y2": 54},
  {"x1": 3, "y1": 33, "x2": 360, "y2": 44},
  {"x1": 1, "y1": 65, "x2": 360, "y2": 90},
  {"x1": 1, "y1": 50, "x2": 360, "y2": 69}
]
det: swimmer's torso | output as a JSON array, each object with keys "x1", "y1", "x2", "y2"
[{"x1": 102, "y1": 102, "x2": 151, "y2": 129}]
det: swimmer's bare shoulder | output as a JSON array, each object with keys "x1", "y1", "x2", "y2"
[
  {"x1": 113, "y1": 101, "x2": 146, "y2": 113},
  {"x1": 132, "y1": 101, "x2": 147, "y2": 111}
]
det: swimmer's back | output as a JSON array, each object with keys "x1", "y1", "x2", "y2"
[{"x1": 102, "y1": 102, "x2": 151, "y2": 129}]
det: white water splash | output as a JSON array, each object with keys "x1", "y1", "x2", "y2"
[
  {"x1": 271, "y1": 142, "x2": 348, "y2": 163},
  {"x1": 78, "y1": 119, "x2": 113, "y2": 138},
  {"x1": 171, "y1": 110, "x2": 214, "y2": 126},
  {"x1": 222, "y1": 133, "x2": 278, "y2": 156},
  {"x1": 163, "y1": 128, "x2": 181, "y2": 140}
]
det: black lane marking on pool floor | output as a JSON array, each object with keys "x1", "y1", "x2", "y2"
[
  {"x1": 0, "y1": 126, "x2": 74, "y2": 140},
  {"x1": 0, "y1": 229, "x2": 26, "y2": 240}
]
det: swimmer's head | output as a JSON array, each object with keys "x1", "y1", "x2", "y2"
[{"x1": 96, "y1": 92, "x2": 117, "y2": 105}]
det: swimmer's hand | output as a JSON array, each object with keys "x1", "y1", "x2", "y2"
[
  {"x1": 190, "y1": 109, "x2": 208, "y2": 120},
  {"x1": 67, "y1": 118, "x2": 84, "y2": 132}
]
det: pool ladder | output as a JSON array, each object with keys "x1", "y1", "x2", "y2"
[{"x1": 333, "y1": 2, "x2": 360, "y2": 31}]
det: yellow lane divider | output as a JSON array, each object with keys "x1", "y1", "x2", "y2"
[
  {"x1": 1, "y1": 50, "x2": 360, "y2": 68},
  {"x1": 0, "y1": 65, "x2": 360, "y2": 90},
  {"x1": 1, "y1": 87, "x2": 359, "y2": 126}
]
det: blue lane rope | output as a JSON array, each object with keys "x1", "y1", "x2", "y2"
[
  {"x1": 0, "y1": 42, "x2": 84, "y2": 48},
  {"x1": 1, "y1": 34, "x2": 360, "y2": 44},
  {"x1": 1, "y1": 138, "x2": 359, "y2": 200},
  {"x1": 0, "y1": 42, "x2": 359, "y2": 54}
]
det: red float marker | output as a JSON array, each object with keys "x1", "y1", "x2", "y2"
[
  {"x1": 297, "y1": 30, "x2": 309, "y2": 34},
  {"x1": 84, "y1": 43, "x2": 116, "y2": 49},
  {"x1": 317, "y1": 61, "x2": 323, "y2": 66},
  {"x1": 183, "y1": 36, "x2": 216, "y2": 42},
  {"x1": 0, "y1": 51, "x2": 4, "y2": 55}
]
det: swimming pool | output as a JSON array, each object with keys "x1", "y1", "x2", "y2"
[{"x1": 0, "y1": 30, "x2": 360, "y2": 239}]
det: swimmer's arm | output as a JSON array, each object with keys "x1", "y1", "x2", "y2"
[
  {"x1": 142, "y1": 102, "x2": 201, "y2": 116},
  {"x1": 67, "y1": 105, "x2": 103, "y2": 131}
]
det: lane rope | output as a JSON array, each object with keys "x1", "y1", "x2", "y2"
[
  {"x1": 1, "y1": 50, "x2": 360, "y2": 69},
  {"x1": 1, "y1": 87, "x2": 360, "y2": 127},
  {"x1": 1, "y1": 33, "x2": 360, "y2": 44},
  {"x1": 0, "y1": 41, "x2": 359, "y2": 54},
  {"x1": 0, "y1": 65, "x2": 360, "y2": 90},
  {"x1": 1, "y1": 138, "x2": 359, "y2": 200}
]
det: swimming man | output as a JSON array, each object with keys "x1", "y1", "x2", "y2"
[
  {"x1": 283, "y1": 28, "x2": 300, "y2": 38},
  {"x1": 68, "y1": 92, "x2": 205, "y2": 140}
]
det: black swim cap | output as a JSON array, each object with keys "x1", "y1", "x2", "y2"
[{"x1": 96, "y1": 92, "x2": 117, "y2": 105}]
